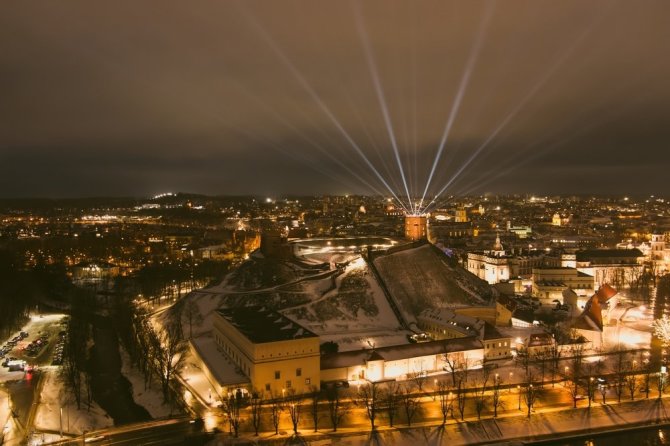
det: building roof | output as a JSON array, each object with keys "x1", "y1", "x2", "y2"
[
  {"x1": 190, "y1": 336, "x2": 250, "y2": 387},
  {"x1": 536, "y1": 280, "x2": 567, "y2": 287},
  {"x1": 526, "y1": 332, "x2": 554, "y2": 347},
  {"x1": 418, "y1": 308, "x2": 481, "y2": 337},
  {"x1": 320, "y1": 337, "x2": 483, "y2": 370},
  {"x1": 574, "y1": 293, "x2": 604, "y2": 332},
  {"x1": 512, "y1": 308, "x2": 536, "y2": 324},
  {"x1": 497, "y1": 295, "x2": 518, "y2": 312},
  {"x1": 576, "y1": 249, "x2": 643, "y2": 261},
  {"x1": 73, "y1": 260, "x2": 116, "y2": 268},
  {"x1": 482, "y1": 323, "x2": 507, "y2": 341},
  {"x1": 594, "y1": 284, "x2": 617, "y2": 303},
  {"x1": 217, "y1": 306, "x2": 318, "y2": 344}
]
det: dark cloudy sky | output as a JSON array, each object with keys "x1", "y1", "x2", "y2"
[{"x1": 1, "y1": 1, "x2": 669, "y2": 200}]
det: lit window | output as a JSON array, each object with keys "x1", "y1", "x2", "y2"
[
  {"x1": 305, "y1": 378, "x2": 311, "y2": 385},
  {"x1": 286, "y1": 380, "x2": 292, "y2": 389}
]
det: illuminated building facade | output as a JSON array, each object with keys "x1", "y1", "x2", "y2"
[
  {"x1": 213, "y1": 306, "x2": 321, "y2": 395},
  {"x1": 417, "y1": 308, "x2": 512, "y2": 361},
  {"x1": 404, "y1": 215, "x2": 427, "y2": 241},
  {"x1": 531, "y1": 267, "x2": 594, "y2": 301}
]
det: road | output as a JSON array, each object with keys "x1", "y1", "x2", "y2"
[{"x1": 44, "y1": 417, "x2": 204, "y2": 446}]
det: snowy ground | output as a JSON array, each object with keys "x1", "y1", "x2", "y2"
[
  {"x1": 180, "y1": 347, "x2": 230, "y2": 408},
  {"x1": 33, "y1": 368, "x2": 112, "y2": 436},
  {"x1": 374, "y1": 244, "x2": 490, "y2": 319},
  {"x1": 119, "y1": 348, "x2": 174, "y2": 419},
  {"x1": 282, "y1": 256, "x2": 409, "y2": 351},
  {"x1": 205, "y1": 393, "x2": 670, "y2": 446}
]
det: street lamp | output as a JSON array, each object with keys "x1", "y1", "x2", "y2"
[
  {"x1": 60, "y1": 406, "x2": 63, "y2": 438},
  {"x1": 517, "y1": 385, "x2": 521, "y2": 410},
  {"x1": 659, "y1": 366, "x2": 667, "y2": 399}
]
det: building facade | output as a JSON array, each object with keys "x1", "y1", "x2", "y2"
[{"x1": 213, "y1": 307, "x2": 321, "y2": 395}]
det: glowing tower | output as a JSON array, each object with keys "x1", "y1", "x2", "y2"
[{"x1": 405, "y1": 214, "x2": 427, "y2": 241}]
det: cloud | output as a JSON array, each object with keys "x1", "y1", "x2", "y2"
[{"x1": 1, "y1": 0, "x2": 669, "y2": 198}]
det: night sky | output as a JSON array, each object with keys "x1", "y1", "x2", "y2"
[{"x1": 1, "y1": 1, "x2": 669, "y2": 199}]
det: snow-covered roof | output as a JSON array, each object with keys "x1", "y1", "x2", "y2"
[
  {"x1": 320, "y1": 337, "x2": 482, "y2": 370},
  {"x1": 218, "y1": 306, "x2": 318, "y2": 343},
  {"x1": 417, "y1": 308, "x2": 483, "y2": 337},
  {"x1": 190, "y1": 336, "x2": 250, "y2": 386}
]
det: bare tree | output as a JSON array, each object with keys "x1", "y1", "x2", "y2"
[
  {"x1": 584, "y1": 360, "x2": 603, "y2": 409},
  {"x1": 357, "y1": 382, "x2": 382, "y2": 431},
  {"x1": 62, "y1": 289, "x2": 93, "y2": 410},
  {"x1": 516, "y1": 349, "x2": 531, "y2": 376},
  {"x1": 249, "y1": 390, "x2": 263, "y2": 436},
  {"x1": 643, "y1": 366, "x2": 652, "y2": 399},
  {"x1": 549, "y1": 344, "x2": 562, "y2": 387},
  {"x1": 383, "y1": 381, "x2": 401, "y2": 427},
  {"x1": 586, "y1": 377, "x2": 596, "y2": 409},
  {"x1": 307, "y1": 386, "x2": 321, "y2": 432},
  {"x1": 566, "y1": 373, "x2": 581, "y2": 409},
  {"x1": 399, "y1": 384, "x2": 420, "y2": 426},
  {"x1": 182, "y1": 299, "x2": 202, "y2": 340},
  {"x1": 285, "y1": 389, "x2": 303, "y2": 435},
  {"x1": 535, "y1": 350, "x2": 549, "y2": 387},
  {"x1": 611, "y1": 344, "x2": 628, "y2": 403},
  {"x1": 455, "y1": 376, "x2": 467, "y2": 421},
  {"x1": 598, "y1": 380, "x2": 608, "y2": 404},
  {"x1": 523, "y1": 374, "x2": 538, "y2": 418},
  {"x1": 149, "y1": 320, "x2": 186, "y2": 402},
  {"x1": 491, "y1": 374, "x2": 504, "y2": 418},
  {"x1": 436, "y1": 380, "x2": 453, "y2": 424},
  {"x1": 131, "y1": 308, "x2": 155, "y2": 389},
  {"x1": 269, "y1": 391, "x2": 284, "y2": 435},
  {"x1": 443, "y1": 353, "x2": 462, "y2": 387},
  {"x1": 570, "y1": 344, "x2": 585, "y2": 379},
  {"x1": 326, "y1": 386, "x2": 346, "y2": 432},
  {"x1": 221, "y1": 393, "x2": 242, "y2": 437},
  {"x1": 473, "y1": 368, "x2": 490, "y2": 420},
  {"x1": 409, "y1": 370, "x2": 427, "y2": 394},
  {"x1": 625, "y1": 372, "x2": 638, "y2": 401},
  {"x1": 657, "y1": 369, "x2": 667, "y2": 399}
]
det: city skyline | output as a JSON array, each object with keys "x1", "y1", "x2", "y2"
[{"x1": 2, "y1": 0, "x2": 669, "y2": 200}]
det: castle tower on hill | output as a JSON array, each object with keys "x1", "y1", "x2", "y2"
[{"x1": 405, "y1": 215, "x2": 427, "y2": 241}]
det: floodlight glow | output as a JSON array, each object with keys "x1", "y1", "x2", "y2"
[
  {"x1": 240, "y1": 4, "x2": 411, "y2": 213},
  {"x1": 354, "y1": 4, "x2": 414, "y2": 212},
  {"x1": 419, "y1": 2, "x2": 495, "y2": 210}
]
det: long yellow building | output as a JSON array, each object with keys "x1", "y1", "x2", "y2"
[{"x1": 213, "y1": 306, "x2": 320, "y2": 395}]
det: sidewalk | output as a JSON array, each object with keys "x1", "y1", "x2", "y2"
[{"x1": 206, "y1": 394, "x2": 670, "y2": 445}]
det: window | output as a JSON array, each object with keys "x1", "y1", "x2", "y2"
[
  {"x1": 305, "y1": 378, "x2": 311, "y2": 385},
  {"x1": 286, "y1": 380, "x2": 292, "y2": 389},
  {"x1": 275, "y1": 371, "x2": 280, "y2": 380},
  {"x1": 265, "y1": 383, "x2": 271, "y2": 391},
  {"x1": 296, "y1": 368, "x2": 302, "y2": 377}
]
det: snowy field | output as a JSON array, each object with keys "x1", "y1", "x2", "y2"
[
  {"x1": 119, "y1": 349, "x2": 174, "y2": 419},
  {"x1": 171, "y1": 251, "x2": 412, "y2": 356},
  {"x1": 374, "y1": 244, "x2": 490, "y2": 319},
  {"x1": 33, "y1": 369, "x2": 113, "y2": 436}
]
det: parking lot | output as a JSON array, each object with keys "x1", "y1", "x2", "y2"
[{"x1": 0, "y1": 313, "x2": 67, "y2": 382}]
